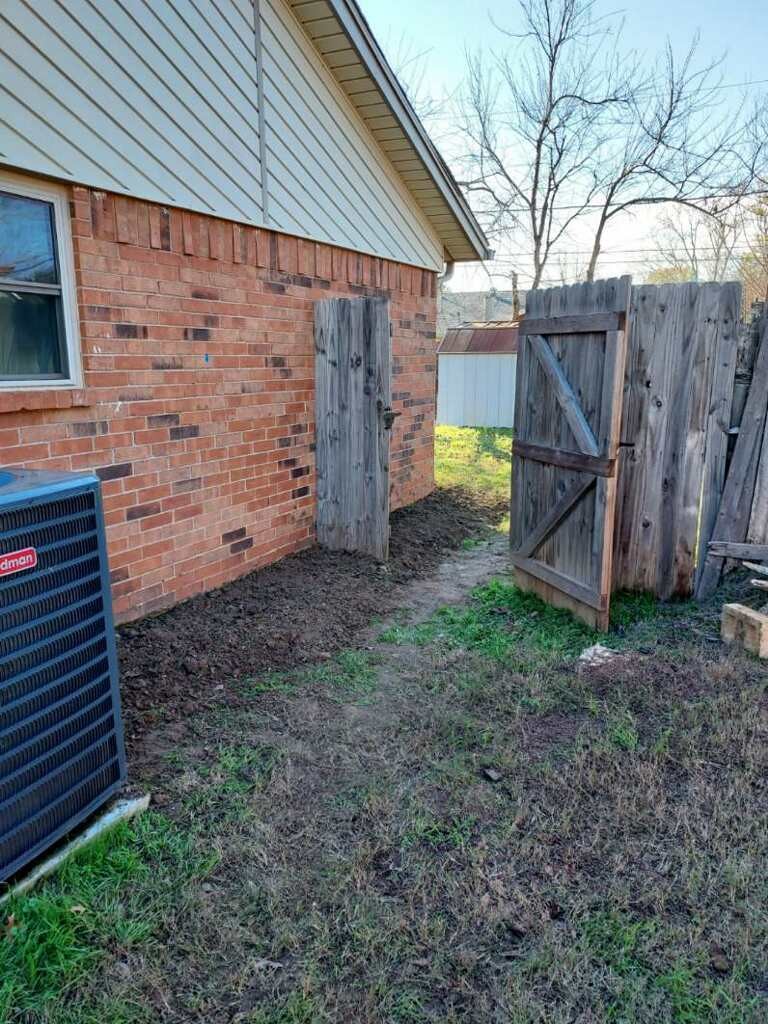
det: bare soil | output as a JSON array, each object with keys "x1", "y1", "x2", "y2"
[{"x1": 117, "y1": 488, "x2": 505, "y2": 748}]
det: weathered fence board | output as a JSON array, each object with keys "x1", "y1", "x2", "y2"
[
  {"x1": 511, "y1": 277, "x2": 630, "y2": 629},
  {"x1": 696, "y1": 283, "x2": 741, "y2": 590},
  {"x1": 314, "y1": 296, "x2": 391, "y2": 561},
  {"x1": 747, "y1": 319, "x2": 768, "y2": 547},
  {"x1": 748, "y1": 422, "x2": 768, "y2": 545},
  {"x1": 697, "y1": 319, "x2": 768, "y2": 598},
  {"x1": 613, "y1": 281, "x2": 741, "y2": 599}
]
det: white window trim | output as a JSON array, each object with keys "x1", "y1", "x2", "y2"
[{"x1": 0, "y1": 170, "x2": 83, "y2": 390}]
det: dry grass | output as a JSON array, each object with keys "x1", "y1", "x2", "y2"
[
  {"x1": 7, "y1": 571, "x2": 766, "y2": 1023},
  {"x1": 4, "y1": 432, "x2": 766, "y2": 1021}
]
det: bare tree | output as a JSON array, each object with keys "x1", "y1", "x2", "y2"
[
  {"x1": 644, "y1": 199, "x2": 768, "y2": 301},
  {"x1": 647, "y1": 202, "x2": 742, "y2": 283},
  {"x1": 458, "y1": 0, "x2": 626, "y2": 287},
  {"x1": 386, "y1": 34, "x2": 446, "y2": 127},
  {"x1": 738, "y1": 199, "x2": 768, "y2": 306},
  {"x1": 457, "y1": 0, "x2": 762, "y2": 287}
]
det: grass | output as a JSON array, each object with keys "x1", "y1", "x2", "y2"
[
  {"x1": 380, "y1": 577, "x2": 661, "y2": 670},
  {"x1": 0, "y1": 813, "x2": 217, "y2": 1023},
  {"x1": 243, "y1": 650, "x2": 380, "y2": 704},
  {"x1": 434, "y1": 425, "x2": 512, "y2": 511},
  {"x1": 7, "y1": 587, "x2": 766, "y2": 1021},
  {"x1": 4, "y1": 427, "x2": 765, "y2": 1020}
]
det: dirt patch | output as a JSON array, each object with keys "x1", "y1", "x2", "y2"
[{"x1": 118, "y1": 487, "x2": 504, "y2": 748}]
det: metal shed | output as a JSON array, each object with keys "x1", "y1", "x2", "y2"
[{"x1": 436, "y1": 321, "x2": 520, "y2": 428}]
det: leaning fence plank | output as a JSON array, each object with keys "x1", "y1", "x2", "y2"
[
  {"x1": 696, "y1": 319, "x2": 768, "y2": 599},
  {"x1": 695, "y1": 282, "x2": 740, "y2": 590},
  {"x1": 747, "y1": 400, "x2": 768, "y2": 546}
]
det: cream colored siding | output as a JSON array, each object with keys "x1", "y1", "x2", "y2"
[
  {"x1": 0, "y1": 0, "x2": 446, "y2": 269},
  {"x1": 258, "y1": 0, "x2": 443, "y2": 270},
  {"x1": 0, "y1": 0, "x2": 262, "y2": 223}
]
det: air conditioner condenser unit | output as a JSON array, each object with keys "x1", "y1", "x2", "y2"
[{"x1": 0, "y1": 468, "x2": 126, "y2": 884}]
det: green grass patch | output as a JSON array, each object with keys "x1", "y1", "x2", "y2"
[
  {"x1": 605, "y1": 709, "x2": 640, "y2": 752},
  {"x1": 381, "y1": 578, "x2": 596, "y2": 664},
  {"x1": 186, "y1": 741, "x2": 284, "y2": 823},
  {"x1": 381, "y1": 579, "x2": 664, "y2": 668},
  {"x1": 581, "y1": 911, "x2": 750, "y2": 1024},
  {"x1": 308, "y1": 649, "x2": 378, "y2": 697},
  {"x1": 434, "y1": 425, "x2": 512, "y2": 503},
  {"x1": 401, "y1": 813, "x2": 476, "y2": 851},
  {"x1": 243, "y1": 671, "x2": 299, "y2": 697},
  {"x1": 243, "y1": 651, "x2": 378, "y2": 704},
  {"x1": 248, "y1": 992, "x2": 317, "y2": 1024},
  {"x1": 0, "y1": 812, "x2": 215, "y2": 1023}
]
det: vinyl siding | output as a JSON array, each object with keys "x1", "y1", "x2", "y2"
[
  {"x1": 0, "y1": 0, "x2": 262, "y2": 223},
  {"x1": 0, "y1": 0, "x2": 445, "y2": 270},
  {"x1": 258, "y1": 0, "x2": 443, "y2": 270}
]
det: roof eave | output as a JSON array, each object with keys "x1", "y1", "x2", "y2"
[{"x1": 319, "y1": 0, "x2": 491, "y2": 263}]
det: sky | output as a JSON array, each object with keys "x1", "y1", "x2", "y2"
[{"x1": 358, "y1": 0, "x2": 768, "y2": 290}]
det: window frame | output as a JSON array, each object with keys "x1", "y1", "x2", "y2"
[{"x1": 0, "y1": 171, "x2": 82, "y2": 390}]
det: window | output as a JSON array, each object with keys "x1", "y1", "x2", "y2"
[{"x1": 0, "y1": 174, "x2": 81, "y2": 388}]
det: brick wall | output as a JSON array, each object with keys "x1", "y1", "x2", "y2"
[{"x1": 0, "y1": 185, "x2": 438, "y2": 622}]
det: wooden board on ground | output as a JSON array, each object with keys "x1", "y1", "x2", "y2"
[
  {"x1": 314, "y1": 296, "x2": 392, "y2": 561},
  {"x1": 613, "y1": 281, "x2": 741, "y2": 599},
  {"x1": 511, "y1": 277, "x2": 631, "y2": 631},
  {"x1": 722, "y1": 603, "x2": 768, "y2": 658}
]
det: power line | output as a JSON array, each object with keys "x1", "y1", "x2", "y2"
[
  {"x1": 469, "y1": 188, "x2": 768, "y2": 217},
  {"x1": 490, "y1": 244, "x2": 760, "y2": 261}
]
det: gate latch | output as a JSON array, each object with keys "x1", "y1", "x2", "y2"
[{"x1": 380, "y1": 404, "x2": 402, "y2": 430}]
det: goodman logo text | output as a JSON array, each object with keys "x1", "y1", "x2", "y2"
[{"x1": 0, "y1": 547, "x2": 38, "y2": 578}]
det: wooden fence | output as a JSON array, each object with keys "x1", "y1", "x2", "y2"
[
  {"x1": 612, "y1": 281, "x2": 741, "y2": 598},
  {"x1": 514, "y1": 278, "x2": 766, "y2": 602}
]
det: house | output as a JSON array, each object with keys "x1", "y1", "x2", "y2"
[
  {"x1": 436, "y1": 321, "x2": 519, "y2": 428},
  {"x1": 0, "y1": 0, "x2": 489, "y2": 621}
]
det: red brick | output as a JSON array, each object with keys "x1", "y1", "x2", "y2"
[{"x1": 0, "y1": 182, "x2": 438, "y2": 623}]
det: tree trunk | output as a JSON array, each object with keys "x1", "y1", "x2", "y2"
[{"x1": 586, "y1": 215, "x2": 610, "y2": 282}]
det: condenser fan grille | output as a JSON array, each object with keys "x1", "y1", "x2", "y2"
[{"x1": 0, "y1": 479, "x2": 125, "y2": 883}]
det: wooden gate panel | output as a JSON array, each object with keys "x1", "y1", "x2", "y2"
[
  {"x1": 511, "y1": 278, "x2": 631, "y2": 630},
  {"x1": 315, "y1": 296, "x2": 391, "y2": 561},
  {"x1": 613, "y1": 281, "x2": 740, "y2": 597}
]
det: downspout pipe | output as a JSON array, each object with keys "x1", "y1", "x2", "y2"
[{"x1": 438, "y1": 260, "x2": 455, "y2": 286}]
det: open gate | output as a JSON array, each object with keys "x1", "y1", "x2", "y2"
[{"x1": 510, "y1": 278, "x2": 630, "y2": 630}]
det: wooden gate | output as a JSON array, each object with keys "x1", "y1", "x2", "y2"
[
  {"x1": 314, "y1": 296, "x2": 393, "y2": 561},
  {"x1": 511, "y1": 278, "x2": 630, "y2": 630}
]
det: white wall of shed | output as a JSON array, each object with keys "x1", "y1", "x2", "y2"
[
  {"x1": 437, "y1": 354, "x2": 517, "y2": 428},
  {"x1": 0, "y1": 0, "x2": 444, "y2": 270}
]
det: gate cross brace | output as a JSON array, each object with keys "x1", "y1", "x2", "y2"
[
  {"x1": 514, "y1": 476, "x2": 596, "y2": 559},
  {"x1": 529, "y1": 335, "x2": 600, "y2": 456}
]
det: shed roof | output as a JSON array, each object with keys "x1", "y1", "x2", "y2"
[
  {"x1": 439, "y1": 321, "x2": 520, "y2": 355},
  {"x1": 287, "y1": 0, "x2": 491, "y2": 263}
]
